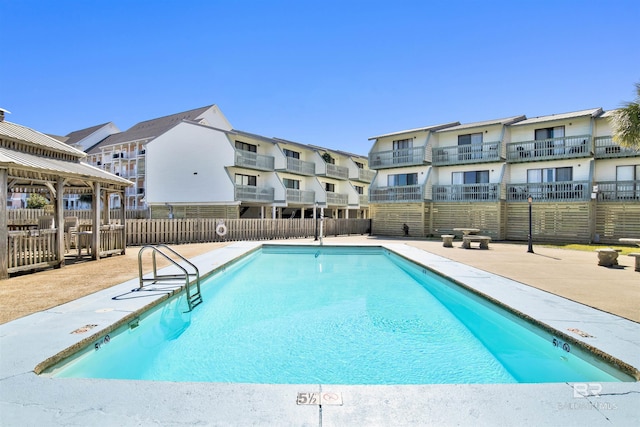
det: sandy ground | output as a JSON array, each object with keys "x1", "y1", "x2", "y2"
[{"x1": 1, "y1": 237, "x2": 638, "y2": 324}]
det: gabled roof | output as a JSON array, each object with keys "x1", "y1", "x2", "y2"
[
  {"x1": 87, "y1": 105, "x2": 216, "y2": 154},
  {"x1": 368, "y1": 122, "x2": 460, "y2": 140},
  {"x1": 0, "y1": 120, "x2": 85, "y2": 158},
  {"x1": 65, "y1": 122, "x2": 114, "y2": 146},
  {"x1": 435, "y1": 115, "x2": 526, "y2": 133},
  {"x1": 510, "y1": 108, "x2": 603, "y2": 126},
  {"x1": 229, "y1": 129, "x2": 277, "y2": 145},
  {"x1": 0, "y1": 120, "x2": 130, "y2": 187}
]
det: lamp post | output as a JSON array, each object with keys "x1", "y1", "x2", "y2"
[{"x1": 527, "y1": 196, "x2": 534, "y2": 253}]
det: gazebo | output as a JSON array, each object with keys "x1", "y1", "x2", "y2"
[{"x1": 0, "y1": 110, "x2": 132, "y2": 279}]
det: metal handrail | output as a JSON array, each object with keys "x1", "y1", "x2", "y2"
[{"x1": 137, "y1": 244, "x2": 202, "y2": 311}]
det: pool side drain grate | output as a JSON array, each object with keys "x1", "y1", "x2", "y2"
[{"x1": 296, "y1": 392, "x2": 343, "y2": 406}]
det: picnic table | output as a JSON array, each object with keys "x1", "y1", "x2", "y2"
[
  {"x1": 619, "y1": 238, "x2": 640, "y2": 247},
  {"x1": 453, "y1": 228, "x2": 480, "y2": 236}
]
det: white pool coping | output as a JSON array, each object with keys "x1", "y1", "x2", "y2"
[{"x1": 1, "y1": 241, "x2": 639, "y2": 426}]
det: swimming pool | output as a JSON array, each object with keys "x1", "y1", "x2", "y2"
[{"x1": 47, "y1": 245, "x2": 634, "y2": 384}]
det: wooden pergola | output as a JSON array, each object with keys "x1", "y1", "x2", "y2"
[{"x1": 1, "y1": 114, "x2": 132, "y2": 279}]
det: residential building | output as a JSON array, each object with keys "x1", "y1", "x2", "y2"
[
  {"x1": 368, "y1": 108, "x2": 640, "y2": 243},
  {"x1": 74, "y1": 105, "x2": 372, "y2": 219}
]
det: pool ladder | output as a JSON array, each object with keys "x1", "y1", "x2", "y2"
[{"x1": 137, "y1": 244, "x2": 203, "y2": 312}]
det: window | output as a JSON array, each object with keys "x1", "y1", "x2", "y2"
[
  {"x1": 387, "y1": 173, "x2": 418, "y2": 186},
  {"x1": 527, "y1": 167, "x2": 572, "y2": 183},
  {"x1": 393, "y1": 138, "x2": 413, "y2": 164},
  {"x1": 283, "y1": 149, "x2": 300, "y2": 159},
  {"x1": 325, "y1": 183, "x2": 335, "y2": 192},
  {"x1": 452, "y1": 170, "x2": 489, "y2": 184},
  {"x1": 235, "y1": 174, "x2": 257, "y2": 186},
  {"x1": 283, "y1": 178, "x2": 300, "y2": 189},
  {"x1": 235, "y1": 140, "x2": 257, "y2": 152},
  {"x1": 354, "y1": 185, "x2": 364, "y2": 194},
  {"x1": 534, "y1": 126, "x2": 565, "y2": 156},
  {"x1": 355, "y1": 161, "x2": 364, "y2": 169},
  {"x1": 458, "y1": 133, "x2": 483, "y2": 160},
  {"x1": 616, "y1": 165, "x2": 640, "y2": 199}
]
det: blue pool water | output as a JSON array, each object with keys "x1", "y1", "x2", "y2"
[{"x1": 50, "y1": 246, "x2": 632, "y2": 384}]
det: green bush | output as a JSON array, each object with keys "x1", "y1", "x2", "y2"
[{"x1": 26, "y1": 193, "x2": 49, "y2": 209}]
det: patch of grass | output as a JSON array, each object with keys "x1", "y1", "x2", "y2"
[{"x1": 543, "y1": 243, "x2": 637, "y2": 256}]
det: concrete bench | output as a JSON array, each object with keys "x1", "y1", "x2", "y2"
[
  {"x1": 628, "y1": 253, "x2": 640, "y2": 272},
  {"x1": 441, "y1": 234, "x2": 454, "y2": 248},
  {"x1": 595, "y1": 248, "x2": 619, "y2": 267},
  {"x1": 462, "y1": 235, "x2": 491, "y2": 249}
]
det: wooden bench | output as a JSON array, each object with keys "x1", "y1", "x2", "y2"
[
  {"x1": 462, "y1": 235, "x2": 491, "y2": 249},
  {"x1": 628, "y1": 253, "x2": 640, "y2": 272},
  {"x1": 595, "y1": 248, "x2": 619, "y2": 267},
  {"x1": 441, "y1": 234, "x2": 454, "y2": 248}
]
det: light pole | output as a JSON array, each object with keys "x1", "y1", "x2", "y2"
[{"x1": 527, "y1": 196, "x2": 534, "y2": 253}]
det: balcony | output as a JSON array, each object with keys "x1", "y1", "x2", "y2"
[
  {"x1": 326, "y1": 192, "x2": 348, "y2": 206},
  {"x1": 369, "y1": 185, "x2": 424, "y2": 203},
  {"x1": 369, "y1": 147, "x2": 427, "y2": 169},
  {"x1": 359, "y1": 194, "x2": 369, "y2": 206},
  {"x1": 506, "y1": 180, "x2": 590, "y2": 201},
  {"x1": 324, "y1": 163, "x2": 349, "y2": 180},
  {"x1": 235, "y1": 150, "x2": 275, "y2": 171},
  {"x1": 235, "y1": 185, "x2": 274, "y2": 202},
  {"x1": 279, "y1": 157, "x2": 316, "y2": 176},
  {"x1": 432, "y1": 183, "x2": 500, "y2": 202},
  {"x1": 432, "y1": 142, "x2": 502, "y2": 166},
  {"x1": 596, "y1": 180, "x2": 640, "y2": 201},
  {"x1": 285, "y1": 188, "x2": 315, "y2": 204},
  {"x1": 353, "y1": 168, "x2": 376, "y2": 182},
  {"x1": 506, "y1": 135, "x2": 592, "y2": 162},
  {"x1": 594, "y1": 136, "x2": 640, "y2": 159}
]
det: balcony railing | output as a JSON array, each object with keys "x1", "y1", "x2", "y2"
[
  {"x1": 596, "y1": 180, "x2": 640, "y2": 201},
  {"x1": 235, "y1": 150, "x2": 275, "y2": 171},
  {"x1": 432, "y1": 142, "x2": 502, "y2": 166},
  {"x1": 506, "y1": 180, "x2": 590, "y2": 201},
  {"x1": 354, "y1": 168, "x2": 376, "y2": 182},
  {"x1": 594, "y1": 136, "x2": 640, "y2": 159},
  {"x1": 369, "y1": 184, "x2": 424, "y2": 203},
  {"x1": 281, "y1": 157, "x2": 316, "y2": 175},
  {"x1": 432, "y1": 183, "x2": 500, "y2": 202},
  {"x1": 235, "y1": 185, "x2": 274, "y2": 202},
  {"x1": 506, "y1": 134, "x2": 592, "y2": 162},
  {"x1": 326, "y1": 192, "x2": 348, "y2": 205},
  {"x1": 324, "y1": 163, "x2": 349, "y2": 180},
  {"x1": 369, "y1": 147, "x2": 427, "y2": 169},
  {"x1": 359, "y1": 194, "x2": 369, "y2": 206},
  {"x1": 285, "y1": 188, "x2": 315, "y2": 204}
]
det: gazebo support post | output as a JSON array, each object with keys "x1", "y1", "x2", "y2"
[
  {"x1": 91, "y1": 182, "x2": 101, "y2": 261},
  {"x1": 55, "y1": 178, "x2": 65, "y2": 268},
  {"x1": 0, "y1": 169, "x2": 8, "y2": 279}
]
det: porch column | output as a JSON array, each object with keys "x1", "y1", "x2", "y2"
[
  {"x1": 91, "y1": 182, "x2": 101, "y2": 261},
  {"x1": 55, "y1": 178, "x2": 65, "y2": 267},
  {"x1": 0, "y1": 168, "x2": 8, "y2": 279},
  {"x1": 119, "y1": 191, "x2": 126, "y2": 255},
  {"x1": 345, "y1": 209, "x2": 349, "y2": 219},
  {"x1": 271, "y1": 206, "x2": 276, "y2": 219}
]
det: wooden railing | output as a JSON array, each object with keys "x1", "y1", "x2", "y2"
[
  {"x1": 432, "y1": 142, "x2": 502, "y2": 166},
  {"x1": 432, "y1": 183, "x2": 500, "y2": 201},
  {"x1": 506, "y1": 181, "x2": 591, "y2": 201},
  {"x1": 7, "y1": 229, "x2": 59, "y2": 274},
  {"x1": 369, "y1": 185, "x2": 424, "y2": 202},
  {"x1": 593, "y1": 136, "x2": 640, "y2": 159},
  {"x1": 369, "y1": 147, "x2": 427, "y2": 169},
  {"x1": 506, "y1": 134, "x2": 592, "y2": 162}
]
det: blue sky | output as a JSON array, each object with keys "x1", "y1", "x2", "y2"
[{"x1": 2, "y1": 0, "x2": 639, "y2": 155}]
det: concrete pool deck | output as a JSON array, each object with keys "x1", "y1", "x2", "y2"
[{"x1": 1, "y1": 237, "x2": 639, "y2": 426}]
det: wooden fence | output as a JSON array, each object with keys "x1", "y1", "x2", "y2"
[{"x1": 126, "y1": 218, "x2": 371, "y2": 246}]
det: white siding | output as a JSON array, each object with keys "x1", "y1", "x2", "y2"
[{"x1": 146, "y1": 123, "x2": 235, "y2": 204}]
